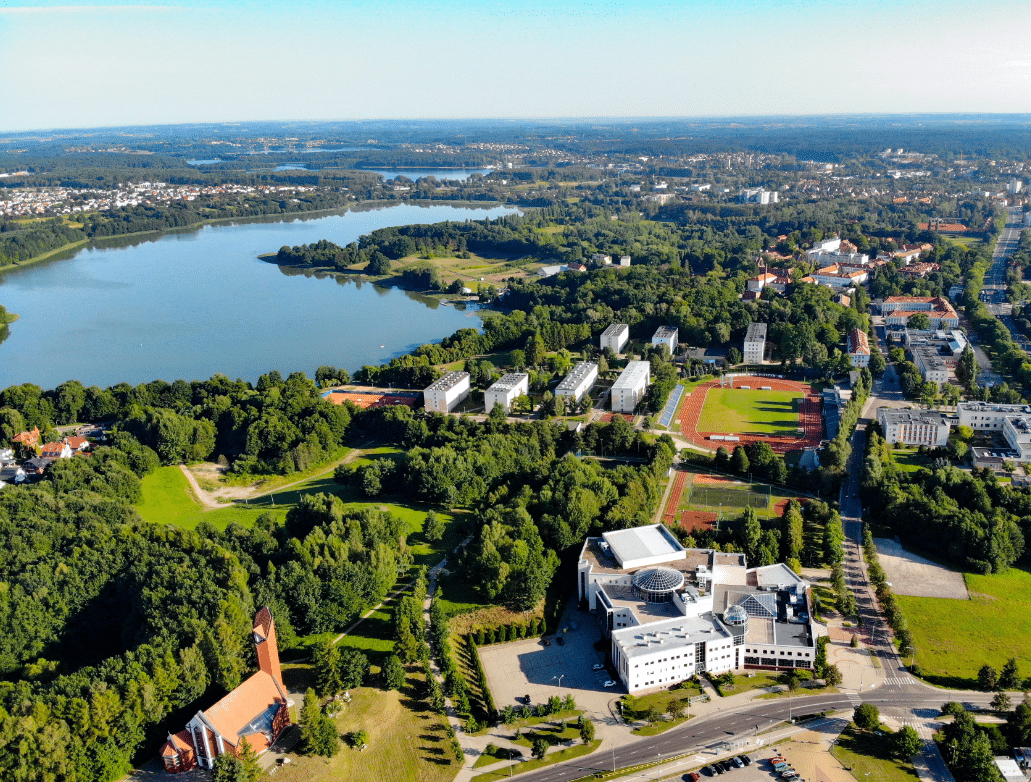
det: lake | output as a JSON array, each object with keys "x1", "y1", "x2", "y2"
[
  {"x1": 0, "y1": 203, "x2": 519, "y2": 391},
  {"x1": 366, "y1": 169, "x2": 493, "y2": 181}
]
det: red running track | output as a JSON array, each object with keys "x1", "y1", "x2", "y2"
[
  {"x1": 662, "y1": 467, "x2": 690, "y2": 524},
  {"x1": 678, "y1": 377, "x2": 822, "y2": 455}
]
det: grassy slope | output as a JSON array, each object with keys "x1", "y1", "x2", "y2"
[
  {"x1": 830, "y1": 725, "x2": 919, "y2": 782},
  {"x1": 898, "y1": 567, "x2": 1031, "y2": 688},
  {"x1": 135, "y1": 466, "x2": 280, "y2": 530},
  {"x1": 697, "y1": 388, "x2": 803, "y2": 435}
]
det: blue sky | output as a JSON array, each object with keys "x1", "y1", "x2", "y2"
[{"x1": 2, "y1": 0, "x2": 1030, "y2": 131}]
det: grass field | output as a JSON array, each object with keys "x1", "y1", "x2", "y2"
[
  {"x1": 897, "y1": 566, "x2": 1031, "y2": 688},
  {"x1": 829, "y1": 725, "x2": 919, "y2": 782},
  {"x1": 135, "y1": 466, "x2": 282, "y2": 530},
  {"x1": 696, "y1": 388, "x2": 802, "y2": 435},
  {"x1": 275, "y1": 670, "x2": 457, "y2": 782},
  {"x1": 667, "y1": 465, "x2": 794, "y2": 523}
]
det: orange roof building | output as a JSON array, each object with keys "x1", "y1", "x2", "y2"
[
  {"x1": 12, "y1": 427, "x2": 39, "y2": 448},
  {"x1": 160, "y1": 608, "x2": 291, "y2": 773}
]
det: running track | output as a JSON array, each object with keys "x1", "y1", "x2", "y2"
[{"x1": 678, "y1": 377, "x2": 822, "y2": 455}]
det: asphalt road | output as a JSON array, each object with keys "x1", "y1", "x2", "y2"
[{"x1": 984, "y1": 207, "x2": 1031, "y2": 354}]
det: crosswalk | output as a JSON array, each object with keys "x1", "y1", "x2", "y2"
[
  {"x1": 882, "y1": 676, "x2": 910, "y2": 687},
  {"x1": 846, "y1": 693, "x2": 862, "y2": 707}
]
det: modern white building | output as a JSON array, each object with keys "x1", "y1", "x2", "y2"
[
  {"x1": 743, "y1": 323, "x2": 767, "y2": 364},
  {"x1": 806, "y1": 236, "x2": 841, "y2": 257},
  {"x1": 610, "y1": 361, "x2": 650, "y2": 413},
  {"x1": 808, "y1": 251, "x2": 869, "y2": 268},
  {"x1": 577, "y1": 525, "x2": 817, "y2": 693},
  {"x1": 847, "y1": 329, "x2": 871, "y2": 368},
  {"x1": 876, "y1": 408, "x2": 952, "y2": 447},
  {"x1": 600, "y1": 323, "x2": 630, "y2": 354},
  {"x1": 958, "y1": 401, "x2": 1031, "y2": 432},
  {"x1": 903, "y1": 330, "x2": 966, "y2": 387},
  {"x1": 651, "y1": 326, "x2": 679, "y2": 355},
  {"x1": 1002, "y1": 417, "x2": 1031, "y2": 462},
  {"x1": 423, "y1": 371, "x2": 471, "y2": 413},
  {"x1": 483, "y1": 373, "x2": 529, "y2": 413},
  {"x1": 555, "y1": 362, "x2": 599, "y2": 404},
  {"x1": 618, "y1": 255, "x2": 631, "y2": 267},
  {"x1": 740, "y1": 188, "x2": 779, "y2": 205}
]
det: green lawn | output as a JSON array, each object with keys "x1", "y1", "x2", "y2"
[
  {"x1": 696, "y1": 388, "x2": 803, "y2": 435},
  {"x1": 135, "y1": 466, "x2": 282, "y2": 530},
  {"x1": 471, "y1": 740, "x2": 601, "y2": 782},
  {"x1": 830, "y1": 725, "x2": 919, "y2": 782},
  {"x1": 897, "y1": 567, "x2": 1031, "y2": 689}
]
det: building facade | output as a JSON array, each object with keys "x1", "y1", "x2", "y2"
[
  {"x1": 423, "y1": 371, "x2": 471, "y2": 413},
  {"x1": 651, "y1": 326, "x2": 679, "y2": 355},
  {"x1": 610, "y1": 361, "x2": 650, "y2": 413},
  {"x1": 847, "y1": 329, "x2": 871, "y2": 368},
  {"x1": 876, "y1": 408, "x2": 952, "y2": 447},
  {"x1": 555, "y1": 361, "x2": 599, "y2": 404},
  {"x1": 577, "y1": 525, "x2": 817, "y2": 693},
  {"x1": 743, "y1": 323, "x2": 767, "y2": 364},
  {"x1": 600, "y1": 323, "x2": 630, "y2": 354},
  {"x1": 484, "y1": 373, "x2": 529, "y2": 413},
  {"x1": 881, "y1": 296, "x2": 960, "y2": 329}
]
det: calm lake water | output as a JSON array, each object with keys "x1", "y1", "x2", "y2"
[
  {"x1": 0, "y1": 203, "x2": 518, "y2": 391},
  {"x1": 367, "y1": 169, "x2": 493, "y2": 181}
]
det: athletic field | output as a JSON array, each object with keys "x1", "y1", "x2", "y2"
[{"x1": 696, "y1": 388, "x2": 803, "y2": 436}]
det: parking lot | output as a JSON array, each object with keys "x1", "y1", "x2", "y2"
[
  {"x1": 874, "y1": 537, "x2": 969, "y2": 599},
  {"x1": 477, "y1": 610, "x2": 620, "y2": 723}
]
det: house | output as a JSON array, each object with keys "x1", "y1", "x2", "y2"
[
  {"x1": 610, "y1": 361, "x2": 650, "y2": 413},
  {"x1": 600, "y1": 323, "x2": 630, "y2": 354},
  {"x1": 847, "y1": 329, "x2": 871, "y2": 368},
  {"x1": 811, "y1": 264, "x2": 869, "y2": 287},
  {"x1": 746, "y1": 272, "x2": 777, "y2": 293},
  {"x1": 0, "y1": 464, "x2": 26, "y2": 484},
  {"x1": 160, "y1": 608, "x2": 291, "y2": 773},
  {"x1": 618, "y1": 255, "x2": 631, "y2": 267},
  {"x1": 11, "y1": 427, "x2": 40, "y2": 450},
  {"x1": 23, "y1": 458, "x2": 51, "y2": 476},
  {"x1": 537, "y1": 264, "x2": 567, "y2": 278},
  {"x1": 743, "y1": 323, "x2": 767, "y2": 364},
  {"x1": 423, "y1": 372, "x2": 471, "y2": 413},
  {"x1": 484, "y1": 373, "x2": 529, "y2": 413},
  {"x1": 65, "y1": 436, "x2": 90, "y2": 452},
  {"x1": 40, "y1": 441, "x2": 73, "y2": 460},
  {"x1": 577, "y1": 525, "x2": 818, "y2": 693}
]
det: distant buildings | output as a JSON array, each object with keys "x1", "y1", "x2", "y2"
[
  {"x1": 600, "y1": 323, "x2": 630, "y2": 354},
  {"x1": 847, "y1": 329, "x2": 871, "y2": 368},
  {"x1": 651, "y1": 326, "x2": 678, "y2": 355},
  {"x1": 743, "y1": 323, "x2": 767, "y2": 364},
  {"x1": 610, "y1": 361, "x2": 650, "y2": 413},
  {"x1": 740, "y1": 188, "x2": 779, "y2": 205},
  {"x1": 555, "y1": 362, "x2": 599, "y2": 404},
  {"x1": 423, "y1": 371, "x2": 471, "y2": 413},
  {"x1": 484, "y1": 373, "x2": 529, "y2": 413},
  {"x1": 876, "y1": 408, "x2": 952, "y2": 447},
  {"x1": 577, "y1": 524, "x2": 817, "y2": 693}
]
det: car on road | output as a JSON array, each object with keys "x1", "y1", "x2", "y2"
[
  {"x1": 592, "y1": 663, "x2": 605, "y2": 670},
  {"x1": 603, "y1": 680, "x2": 617, "y2": 688}
]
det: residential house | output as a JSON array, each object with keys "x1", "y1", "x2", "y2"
[
  {"x1": 0, "y1": 464, "x2": 26, "y2": 484},
  {"x1": 40, "y1": 441, "x2": 73, "y2": 460},
  {"x1": 24, "y1": 458, "x2": 51, "y2": 476},
  {"x1": 847, "y1": 329, "x2": 871, "y2": 368},
  {"x1": 12, "y1": 427, "x2": 40, "y2": 450}
]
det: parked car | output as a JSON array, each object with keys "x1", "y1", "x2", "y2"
[
  {"x1": 700, "y1": 766, "x2": 715, "y2": 777},
  {"x1": 731, "y1": 756, "x2": 744, "y2": 768},
  {"x1": 781, "y1": 773, "x2": 799, "y2": 780},
  {"x1": 685, "y1": 773, "x2": 701, "y2": 782},
  {"x1": 740, "y1": 755, "x2": 752, "y2": 766},
  {"x1": 541, "y1": 638, "x2": 551, "y2": 647},
  {"x1": 524, "y1": 694, "x2": 531, "y2": 704},
  {"x1": 603, "y1": 680, "x2": 617, "y2": 688},
  {"x1": 593, "y1": 663, "x2": 605, "y2": 670}
]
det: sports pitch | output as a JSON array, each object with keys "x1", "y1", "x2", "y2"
[{"x1": 696, "y1": 388, "x2": 803, "y2": 436}]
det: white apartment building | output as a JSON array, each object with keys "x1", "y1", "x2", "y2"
[
  {"x1": 743, "y1": 323, "x2": 767, "y2": 364},
  {"x1": 651, "y1": 326, "x2": 679, "y2": 355},
  {"x1": 808, "y1": 251, "x2": 870, "y2": 267},
  {"x1": 807, "y1": 236, "x2": 841, "y2": 256},
  {"x1": 740, "y1": 188, "x2": 779, "y2": 205},
  {"x1": 610, "y1": 361, "x2": 650, "y2": 413},
  {"x1": 483, "y1": 373, "x2": 529, "y2": 413},
  {"x1": 876, "y1": 408, "x2": 952, "y2": 447},
  {"x1": 577, "y1": 525, "x2": 817, "y2": 693},
  {"x1": 958, "y1": 402, "x2": 1031, "y2": 432},
  {"x1": 554, "y1": 362, "x2": 599, "y2": 404},
  {"x1": 1002, "y1": 416, "x2": 1031, "y2": 462},
  {"x1": 600, "y1": 323, "x2": 630, "y2": 354},
  {"x1": 847, "y1": 329, "x2": 871, "y2": 368},
  {"x1": 423, "y1": 371, "x2": 471, "y2": 413}
]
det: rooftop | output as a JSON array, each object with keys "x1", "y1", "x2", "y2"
[
  {"x1": 487, "y1": 373, "x2": 529, "y2": 393},
  {"x1": 601, "y1": 323, "x2": 630, "y2": 337},
  {"x1": 611, "y1": 360, "x2": 650, "y2": 391},
  {"x1": 425, "y1": 371, "x2": 470, "y2": 392},
  {"x1": 879, "y1": 408, "x2": 952, "y2": 427},
  {"x1": 612, "y1": 613, "x2": 733, "y2": 659},
  {"x1": 602, "y1": 524, "x2": 685, "y2": 568},
  {"x1": 745, "y1": 323, "x2": 767, "y2": 340},
  {"x1": 652, "y1": 326, "x2": 678, "y2": 340},
  {"x1": 555, "y1": 362, "x2": 598, "y2": 394}
]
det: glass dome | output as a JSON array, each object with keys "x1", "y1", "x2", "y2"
[
  {"x1": 632, "y1": 566, "x2": 685, "y2": 603},
  {"x1": 724, "y1": 604, "x2": 748, "y2": 626}
]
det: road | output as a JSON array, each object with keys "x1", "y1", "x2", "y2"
[{"x1": 983, "y1": 206, "x2": 1031, "y2": 355}]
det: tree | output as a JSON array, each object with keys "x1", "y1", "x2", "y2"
[
  {"x1": 730, "y1": 445, "x2": 750, "y2": 475},
  {"x1": 424, "y1": 510, "x2": 445, "y2": 542},
  {"x1": 892, "y1": 725, "x2": 922, "y2": 759},
  {"x1": 383, "y1": 654, "x2": 405, "y2": 691},
  {"x1": 212, "y1": 754, "x2": 243, "y2": 782},
  {"x1": 824, "y1": 665, "x2": 843, "y2": 687},
  {"x1": 236, "y1": 737, "x2": 262, "y2": 782},
  {"x1": 578, "y1": 716, "x2": 595, "y2": 744},
  {"x1": 978, "y1": 664, "x2": 998, "y2": 692},
  {"x1": 957, "y1": 343, "x2": 980, "y2": 389},
  {"x1": 531, "y1": 738, "x2": 548, "y2": 760},
  {"x1": 314, "y1": 641, "x2": 342, "y2": 697},
  {"x1": 853, "y1": 703, "x2": 880, "y2": 731},
  {"x1": 339, "y1": 648, "x2": 369, "y2": 689},
  {"x1": 908, "y1": 312, "x2": 931, "y2": 330},
  {"x1": 666, "y1": 698, "x2": 686, "y2": 721},
  {"x1": 1000, "y1": 657, "x2": 1021, "y2": 690},
  {"x1": 992, "y1": 691, "x2": 1012, "y2": 712},
  {"x1": 740, "y1": 507, "x2": 763, "y2": 564},
  {"x1": 299, "y1": 689, "x2": 340, "y2": 756},
  {"x1": 728, "y1": 347, "x2": 743, "y2": 365}
]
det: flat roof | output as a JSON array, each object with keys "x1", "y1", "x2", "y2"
[
  {"x1": 601, "y1": 323, "x2": 630, "y2": 337},
  {"x1": 486, "y1": 373, "x2": 528, "y2": 393},
  {"x1": 425, "y1": 371, "x2": 470, "y2": 392},
  {"x1": 613, "y1": 613, "x2": 733, "y2": 659},
  {"x1": 879, "y1": 408, "x2": 951, "y2": 426},
  {"x1": 652, "y1": 326, "x2": 678, "y2": 340},
  {"x1": 745, "y1": 323, "x2": 767, "y2": 340},
  {"x1": 602, "y1": 524, "x2": 684, "y2": 566},
  {"x1": 611, "y1": 361, "x2": 650, "y2": 391}
]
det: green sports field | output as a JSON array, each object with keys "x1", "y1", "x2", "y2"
[{"x1": 696, "y1": 388, "x2": 802, "y2": 435}]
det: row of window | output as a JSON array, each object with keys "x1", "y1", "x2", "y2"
[{"x1": 744, "y1": 648, "x2": 810, "y2": 658}]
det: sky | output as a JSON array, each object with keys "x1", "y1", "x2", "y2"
[{"x1": 2, "y1": 0, "x2": 1031, "y2": 132}]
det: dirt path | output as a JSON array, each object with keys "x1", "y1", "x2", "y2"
[{"x1": 179, "y1": 443, "x2": 374, "y2": 512}]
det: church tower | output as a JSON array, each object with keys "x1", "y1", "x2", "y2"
[{"x1": 252, "y1": 607, "x2": 283, "y2": 688}]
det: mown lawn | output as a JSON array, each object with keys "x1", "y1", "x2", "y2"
[
  {"x1": 135, "y1": 466, "x2": 282, "y2": 530},
  {"x1": 898, "y1": 567, "x2": 1031, "y2": 688},
  {"x1": 829, "y1": 725, "x2": 918, "y2": 782},
  {"x1": 275, "y1": 670, "x2": 457, "y2": 782},
  {"x1": 696, "y1": 388, "x2": 803, "y2": 435}
]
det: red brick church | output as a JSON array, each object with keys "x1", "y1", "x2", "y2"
[{"x1": 160, "y1": 608, "x2": 292, "y2": 772}]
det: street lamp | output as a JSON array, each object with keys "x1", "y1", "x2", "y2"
[{"x1": 552, "y1": 674, "x2": 565, "y2": 689}]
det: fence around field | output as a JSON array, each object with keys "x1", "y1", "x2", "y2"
[{"x1": 686, "y1": 484, "x2": 770, "y2": 510}]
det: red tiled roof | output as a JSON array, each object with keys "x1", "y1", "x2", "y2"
[
  {"x1": 12, "y1": 428, "x2": 39, "y2": 444},
  {"x1": 203, "y1": 671, "x2": 286, "y2": 745},
  {"x1": 848, "y1": 329, "x2": 870, "y2": 355},
  {"x1": 40, "y1": 441, "x2": 66, "y2": 455},
  {"x1": 65, "y1": 436, "x2": 88, "y2": 450},
  {"x1": 161, "y1": 730, "x2": 194, "y2": 757}
]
